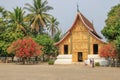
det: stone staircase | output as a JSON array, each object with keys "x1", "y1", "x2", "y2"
[{"x1": 54, "y1": 54, "x2": 72, "y2": 64}]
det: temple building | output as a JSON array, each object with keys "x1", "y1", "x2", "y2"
[{"x1": 55, "y1": 11, "x2": 106, "y2": 64}]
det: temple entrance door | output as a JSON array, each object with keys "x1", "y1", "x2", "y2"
[
  {"x1": 78, "y1": 52, "x2": 83, "y2": 62},
  {"x1": 64, "y1": 45, "x2": 68, "y2": 54}
]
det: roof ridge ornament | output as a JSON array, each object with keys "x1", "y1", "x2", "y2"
[{"x1": 77, "y1": 3, "x2": 80, "y2": 12}]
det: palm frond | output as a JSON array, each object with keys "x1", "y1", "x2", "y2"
[
  {"x1": 24, "y1": 3, "x2": 36, "y2": 12},
  {"x1": 38, "y1": 14, "x2": 45, "y2": 27}
]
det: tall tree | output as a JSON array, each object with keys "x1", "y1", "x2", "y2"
[
  {"x1": 101, "y1": 4, "x2": 120, "y2": 41},
  {"x1": 8, "y1": 7, "x2": 26, "y2": 34},
  {"x1": 101, "y1": 4, "x2": 120, "y2": 65},
  {"x1": 0, "y1": 6, "x2": 9, "y2": 33},
  {"x1": 53, "y1": 29, "x2": 62, "y2": 42},
  {"x1": 47, "y1": 17, "x2": 59, "y2": 38},
  {"x1": 114, "y1": 36, "x2": 120, "y2": 63},
  {"x1": 0, "y1": 7, "x2": 25, "y2": 57},
  {"x1": 0, "y1": 6, "x2": 8, "y2": 18},
  {"x1": 34, "y1": 34, "x2": 57, "y2": 60},
  {"x1": 24, "y1": 0, "x2": 53, "y2": 34}
]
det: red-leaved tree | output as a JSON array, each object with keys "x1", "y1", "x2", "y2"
[
  {"x1": 7, "y1": 37, "x2": 42, "y2": 58},
  {"x1": 99, "y1": 43, "x2": 117, "y2": 58}
]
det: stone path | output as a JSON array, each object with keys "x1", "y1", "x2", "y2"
[{"x1": 0, "y1": 63, "x2": 120, "y2": 80}]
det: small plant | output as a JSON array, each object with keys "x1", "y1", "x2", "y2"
[
  {"x1": 48, "y1": 60, "x2": 54, "y2": 65},
  {"x1": 95, "y1": 62, "x2": 100, "y2": 66}
]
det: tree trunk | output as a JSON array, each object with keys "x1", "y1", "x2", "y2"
[
  {"x1": 43, "y1": 54, "x2": 45, "y2": 62},
  {"x1": 22, "y1": 57, "x2": 26, "y2": 64},
  {"x1": 35, "y1": 56, "x2": 38, "y2": 64},
  {"x1": 111, "y1": 58, "x2": 115, "y2": 67}
]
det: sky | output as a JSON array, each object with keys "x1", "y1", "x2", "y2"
[{"x1": 0, "y1": 0, "x2": 120, "y2": 39}]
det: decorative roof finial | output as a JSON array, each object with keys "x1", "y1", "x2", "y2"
[{"x1": 77, "y1": 3, "x2": 80, "y2": 12}]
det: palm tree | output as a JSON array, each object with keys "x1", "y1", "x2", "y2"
[
  {"x1": 8, "y1": 7, "x2": 26, "y2": 34},
  {"x1": 47, "y1": 17, "x2": 59, "y2": 38},
  {"x1": 0, "y1": 6, "x2": 9, "y2": 33},
  {"x1": 24, "y1": 0, "x2": 53, "y2": 34},
  {"x1": 53, "y1": 29, "x2": 62, "y2": 42},
  {"x1": 0, "y1": 6, "x2": 8, "y2": 18}
]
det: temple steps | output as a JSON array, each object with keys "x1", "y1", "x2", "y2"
[{"x1": 54, "y1": 55, "x2": 72, "y2": 64}]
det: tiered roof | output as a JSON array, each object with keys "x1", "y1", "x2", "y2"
[{"x1": 55, "y1": 12, "x2": 104, "y2": 45}]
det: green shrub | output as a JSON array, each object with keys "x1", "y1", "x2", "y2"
[
  {"x1": 48, "y1": 60, "x2": 54, "y2": 65},
  {"x1": 95, "y1": 62, "x2": 100, "y2": 66}
]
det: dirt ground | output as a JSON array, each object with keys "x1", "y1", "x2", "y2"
[{"x1": 0, "y1": 63, "x2": 120, "y2": 80}]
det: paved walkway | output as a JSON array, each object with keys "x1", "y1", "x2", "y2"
[{"x1": 0, "y1": 63, "x2": 120, "y2": 80}]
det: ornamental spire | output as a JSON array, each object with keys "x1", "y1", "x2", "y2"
[{"x1": 77, "y1": 3, "x2": 80, "y2": 12}]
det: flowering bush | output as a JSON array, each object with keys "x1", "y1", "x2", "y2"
[
  {"x1": 7, "y1": 37, "x2": 42, "y2": 58},
  {"x1": 99, "y1": 43, "x2": 116, "y2": 58}
]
